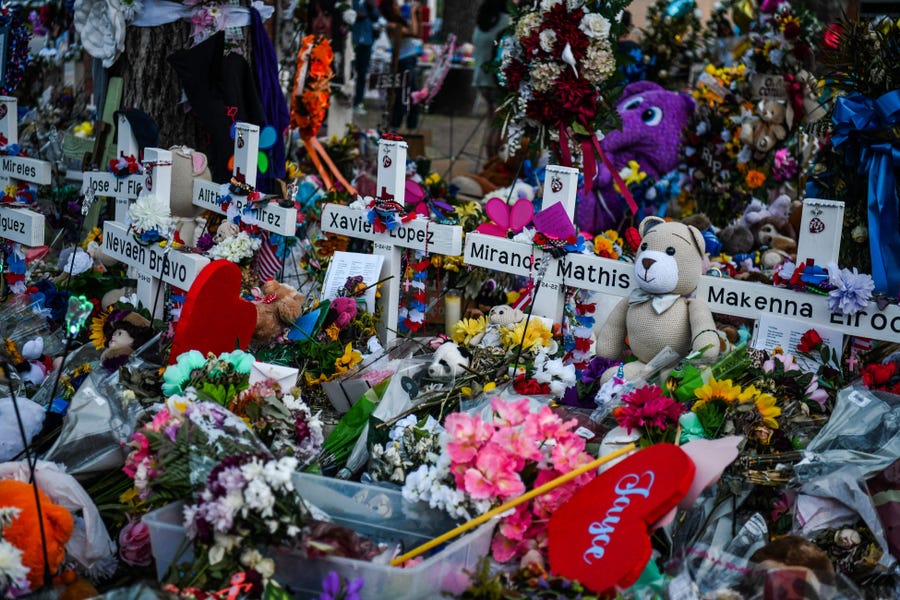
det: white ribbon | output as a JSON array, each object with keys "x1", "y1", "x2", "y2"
[
  {"x1": 132, "y1": 0, "x2": 274, "y2": 27},
  {"x1": 628, "y1": 288, "x2": 681, "y2": 315}
]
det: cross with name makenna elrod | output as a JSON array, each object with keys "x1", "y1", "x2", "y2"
[
  {"x1": 320, "y1": 138, "x2": 463, "y2": 346},
  {"x1": 192, "y1": 122, "x2": 297, "y2": 237},
  {"x1": 0, "y1": 96, "x2": 50, "y2": 247},
  {"x1": 102, "y1": 148, "x2": 210, "y2": 318}
]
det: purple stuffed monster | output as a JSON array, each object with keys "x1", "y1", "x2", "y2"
[{"x1": 576, "y1": 81, "x2": 695, "y2": 234}]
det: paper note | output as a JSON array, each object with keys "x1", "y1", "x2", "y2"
[
  {"x1": 321, "y1": 250, "x2": 384, "y2": 314},
  {"x1": 752, "y1": 313, "x2": 844, "y2": 372},
  {"x1": 533, "y1": 201, "x2": 576, "y2": 239}
]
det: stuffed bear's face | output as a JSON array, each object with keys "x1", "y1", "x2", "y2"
[
  {"x1": 488, "y1": 304, "x2": 524, "y2": 325},
  {"x1": 634, "y1": 217, "x2": 706, "y2": 296},
  {"x1": 427, "y1": 342, "x2": 469, "y2": 379}
]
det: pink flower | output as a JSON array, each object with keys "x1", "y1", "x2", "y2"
[
  {"x1": 119, "y1": 517, "x2": 153, "y2": 566},
  {"x1": 551, "y1": 436, "x2": 588, "y2": 472},
  {"x1": 149, "y1": 408, "x2": 172, "y2": 432},
  {"x1": 805, "y1": 380, "x2": 828, "y2": 410},
  {"x1": 531, "y1": 469, "x2": 584, "y2": 518},
  {"x1": 498, "y1": 505, "x2": 532, "y2": 542},
  {"x1": 491, "y1": 531, "x2": 525, "y2": 563},
  {"x1": 763, "y1": 353, "x2": 801, "y2": 373},
  {"x1": 523, "y1": 405, "x2": 575, "y2": 441},
  {"x1": 463, "y1": 444, "x2": 525, "y2": 500},
  {"x1": 445, "y1": 413, "x2": 492, "y2": 464},
  {"x1": 491, "y1": 397, "x2": 530, "y2": 427},
  {"x1": 491, "y1": 426, "x2": 541, "y2": 467},
  {"x1": 123, "y1": 432, "x2": 150, "y2": 478}
]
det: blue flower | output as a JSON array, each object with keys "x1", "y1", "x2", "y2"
[
  {"x1": 162, "y1": 350, "x2": 206, "y2": 396},
  {"x1": 827, "y1": 264, "x2": 875, "y2": 316},
  {"x1": 220, "y1": 349, "x2": 255, "y2": 374}
]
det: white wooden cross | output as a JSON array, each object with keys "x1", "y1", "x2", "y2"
[
  {"x1": 0, "y1": 96, "x2": 50, "y2": 247},
  {"x1": 192, "y1": 122, "x2": 297, "y2": 237},
  {"x1": 82, "y1": 113, "x2": 145, "y2": 222},
  {"x1": 463, "y1": 165, "x2": 580, "y2": 322},
  {"x1": 320, "y1": 138, "x2": 463, "y2": 346},
  {"x1": 102, "y1": 148, "x2": 209, "y2": 318}
]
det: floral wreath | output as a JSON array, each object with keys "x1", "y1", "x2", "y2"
[{"x1": 0, "y1": 8, "x2": 31, "y2": 96}]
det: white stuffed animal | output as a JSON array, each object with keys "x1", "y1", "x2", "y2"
[{"x1": 427, "y1": 342, "x2": 470, "y2": 379}]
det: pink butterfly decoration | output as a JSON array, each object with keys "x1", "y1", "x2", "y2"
[
  {"x1": 405, "y1": 180, "x2": 428, "y2": 216},
  {"x1": 476, "y1": 196, "x2": 535, "y2": 238}
]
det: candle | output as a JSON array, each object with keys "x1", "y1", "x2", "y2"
[{"x1": 444, "y1": 294, "x2": 461, "y2": 332}]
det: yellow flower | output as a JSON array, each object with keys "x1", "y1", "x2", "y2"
[
  {"x1": 334, "y1": 343, "x2": 362, "y2": 374},
  {"x1": 693, "y1": 377, "x2": 743, "y2": 412},
  {"x1": 484, "y1": 382, "x2": 496, "y2": 392},
  {"x1": 454, "y1": 201, "x2": 482, "y2": 219},
  {"x1": 452, "y1": 316, "x2": 487, "y2": 346},
  {"x1": 442, "y1": 255, "x2": 464, "y2": 272},
  {"x1": 622, "y1": 160, "x2": 647, "y2": 186},
  {"x1": 593, "y1": 235, "x2": 618, "y2": 259},
  {"x1": 323, "y1": 323, "x2": 341, "y2": 341},
  {"x1": 603, "y1": 229, "x2": 621, "y2": 244},
  {"x1": 425, "y1": 173, "x2": 440, "y2": 186},
  {"x1": 89, "y1": 308, "x2": 113, "y2": 350},
  {"x1": 506, "y1": 291, "x2": 520, "y2": 306},
  {"x1": 753, "y1": 392, "x2": 781, "y2": 429},
  {"x1": 460, "y1": 386, "x2": 473, "y2": 397},
  {"x1": 745, "y1": 170, "x2": 766, "y2": 189},
  {"x1": 500, "y1": 319, "x2": 553, "y2": 352},
  {"x1": 285, "y1": 161, "x2": 301, "y2": 180}
]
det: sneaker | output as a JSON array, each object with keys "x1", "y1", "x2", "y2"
[{"x1": 353, "y1": 103, "x2": 367, "y2": 115}]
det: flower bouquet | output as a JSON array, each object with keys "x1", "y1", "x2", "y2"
[{"x1": 499, "y1": 0, "x2": 629, "y2": 168}]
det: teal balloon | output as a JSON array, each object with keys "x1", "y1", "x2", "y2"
[
  {"x1": 259, "y1": 125, "x2": 278, "y2": 150},
  {"x1": 665, "y1": 0, "x2": 694, "y2": 18}
]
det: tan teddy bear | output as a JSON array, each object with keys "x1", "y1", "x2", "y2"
[
  {"x1": 596, "y1": 216, "x2": 720, "y2": 383},
  {"x1": 253, "y1": 280, "x2": 305, "y2": 344},
  {"x1": 470, "y1": 304, "x2": 526, "y2": 347}
]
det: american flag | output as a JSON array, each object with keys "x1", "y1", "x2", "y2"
[{"x1": 254, "y1": 231, "x2": 284, "y2": 281}]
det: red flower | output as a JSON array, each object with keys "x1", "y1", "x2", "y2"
[
  {"x1": 624, "y1": 227, "x2": 642, "y2": 253},
  {"x1": 823, "y1": 23, "x2": 843, "y2": 49},
  {"x1": 797, "y1": 329, "x2": 823, "y2": 354},
  {"x1": 861, "y1": 362, "x2": 898, "y2": 389},
  {"x1": 513, "y1": 375, "x2": 550, "y2": 395},
  {"x1": 792, "y1": 43, "x2": 812, "y2": 63}
]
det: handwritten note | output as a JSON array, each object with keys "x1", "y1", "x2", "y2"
[{"x1": 321, "y1": 251, "x2": 384, "y2": 314}]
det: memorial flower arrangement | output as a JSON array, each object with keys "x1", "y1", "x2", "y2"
[
  {"x1": 290, "y1": 35, "x2": 333, "y2": 141},
  {"x1": 403, "y1": 397, "x2": 595, "y2": 563},
  {"x1": 638, "y1": 0, "x2": 703, "y2": 86},
  {"x1": 499, "y1": 0, "x2": 629, "y2": 165},
  {"x1": 162, "y1": 349, "x2": 254, "y2": 405},
  {"x1": 740, "y1": 0, "x2": 820, "y2": 74},
  {"x1": 207, "y1": 231, "x2": 262, "y2": 265},
  {"x1": 613, "y1": 384, "x2": 686, "y2": 447},
  {"x1": 367, "y1": 415, "x2": 442, "y2": 485}
]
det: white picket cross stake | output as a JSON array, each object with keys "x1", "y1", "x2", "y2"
[
  {"x1": 464, "y1": 165, "x2": 579, "y2": 322},
  {"x1": 82, "y1": 114, "x2": 145, "y2": 221},
  {"x1": 193, "y1": 122, "x2": 297, "y2": 236},
  {"x1": 321, "y1": 138, "x2": 463, "y2": 346},
  {"x1": 102, "y1": 147, "x2": 209, "y2": 318},
  {"x1": 0, "y1": 96, "x2": 49, "y2": 246}
]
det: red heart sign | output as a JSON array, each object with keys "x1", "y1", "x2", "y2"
[
  {"x1": 548, "y1": 444, "x2": 695, "y2": 594},
  {"x1": 169, "y1": 260, "x2": 257, "y2": 364}
]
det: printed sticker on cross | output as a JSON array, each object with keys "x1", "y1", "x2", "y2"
[
  {"x1": 102, "y1": 148, "x2": 209, "y2": 318},
  {"x1": 82, "y1": 113, "x2": 144, "y2": 221},
  {"x1": 463, "y1": 165, "x2": 579, "y2": 322},
  {"x1": 192, "y1": 122, "x2": 297, "y2": 236},
  {"x1": 321, "y1": 138, "x2": 463, "y2": 345},
  {"x1": 0, "y1": 96, "x2": 48, "y2": 247}
]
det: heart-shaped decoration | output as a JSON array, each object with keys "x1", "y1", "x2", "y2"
[
  {"x1": 548, "y1": 444, "x2": 695, "y2": 594},
  {"x1": 550, "y1": 175, "x2": 563, "y2": 193},
  {"x1": 169, "y1": 261, "x2": 257, "y2": 364},
  {"x1": 145, "y1": 174, "x2": 153, "y2": 192},
  {"x1": 0, "y1": 104, "x2": 7, "y2": 121},
  {"x1": 382, "y1": 154, "x2": 392, "y2": 169},
  {"x1": 809, "y1": 217, "x2": 825, "y2": 233}
]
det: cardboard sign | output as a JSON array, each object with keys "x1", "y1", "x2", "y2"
[
  {"x1": 549, "y1": 444, "x2": 695, "y2": 594},
  {"x1": 169, "y1": 260, "x2": 257, "y2": 363},
  {"x1": 0, "y1": 206, "x2": 44, "y2": 246},
  {"x1": 749, "y1": 73, "x2": 787, "y2": 100}
]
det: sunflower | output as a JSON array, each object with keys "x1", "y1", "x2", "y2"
[
  {"x1": 693, "y1": 377, "x2": 743, "y2": 410},
  {"x1": 751, "y1": 391, "x2": 781, "y2": 429},
  {"x1": 451, "y1": 316, "x2": 487, "y2": 346},
  {"x1": 89, "y1": 307, "x2": 114, "y2": 350}
]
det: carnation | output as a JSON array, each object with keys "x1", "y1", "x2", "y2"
[
  {"x1": 129, "y1": 193, "x2": 172, "y2": 235},
  {"x1": 826, "y1": 264, "x2": 875, "y2": 316}
]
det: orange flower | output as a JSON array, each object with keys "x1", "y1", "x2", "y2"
[{"x1": 745, "y1": 169, "x2": 766, "y2": 189}]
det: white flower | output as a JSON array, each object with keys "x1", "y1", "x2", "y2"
[
  {"x1": 208, "y1": 231, "x2": 262, "y2": 263},
  {"x1": 583, "y1": 41, "x2": 615, "y2": 83},
  {"x1": 256, "y1": 558, "x2": 275, "y2": 579},
  {"x1": 129, "y1": 193, "x2": 172, "y2": 234},
  {"x1": 539, "y1": 29, "x2": 557, "y2": 53},
  {"x1": 540, "y1": 0, "x2": 562, "y2": 11},
  {"x1": 515, "y1": 13, "x2": 542, "y2": 40},
  {"x1": 566, "y1": 0, "x2": 584, "y2": 9},
  {"x1": 579, "y1": 13, "x2": 611, "y2": 40},
  {"x1": 264, "y1": 457, "x2": 297, "y2": 492},
  {"x1": 342, "y1": 8, "x2": 357, "y2": 25},
  {"x1": 244, "y1": 478, "x2": 276, "y2": 517},
  {"x1": 240, "y1": 548, "x2": 263, "y2": 568},
  {"x1": 531, "y1": 62, "x2": 562, "y2": 93}
]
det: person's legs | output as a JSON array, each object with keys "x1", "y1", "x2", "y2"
[{"x1": 353, "y1": 44, "x2": 372, "y2": 107}]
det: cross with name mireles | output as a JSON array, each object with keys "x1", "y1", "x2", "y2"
[
  {"x1": 102, "y1": 148, "x2": 210, "y2": 318},
  {"x1": 320, "y1": 138, "x2": 463, "y2": 346},
  {"x1": 82, "y1": 113, "x2": 145, "y2": 222},
  {"x1": 192, "y1": 122, "x2": 297, "y2": 237},
  {"x1": 0, "y1": 96, "x2": 51, "y2": 247},
  {"x1": 463, "y1": 165, "x2": 580, "y2": 322}
]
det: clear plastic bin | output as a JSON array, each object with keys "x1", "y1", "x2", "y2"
[
  {"x1": 142, "y1": 501, "x2": 194, "y2": 581},
  {"x1": 144, "y1": 473, "x2": 495, "y2": 599}
]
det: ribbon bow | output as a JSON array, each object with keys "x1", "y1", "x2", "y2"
[
  {"x1": 628, "y1": 288, "x2": 681, "y2": 314},
  {"x1": 832, "y1": 91, "x2": 900, "y2": 295}
]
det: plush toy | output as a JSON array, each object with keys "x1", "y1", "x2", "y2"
[
  {"x1": 253, "y1": 279, "x2": 305, "y2": 344},
  {"x1": 577, "y1": 81, "x2": 695, "y2": 234},
  {"x1": 470, "y1": 304, "x2": 526, "y2": 347},
  {"x1": 596, "y1": 217, "x2": 720, "y2": 382},
  {"x1": 427, "y1": 341, "x2": 471, "y2": 379},
  {"x1": 99, "y1": 310, "x2": 154, "y2": 372},
  {"x1": 740, "y1": 99, "x2": 794, "y2": 156},
  {"x1": 0, "y1": 479, "x2": 74, "y2": 591},
  {"x1": 170, "y1": 146, "x2": 212, "y2": 247}
]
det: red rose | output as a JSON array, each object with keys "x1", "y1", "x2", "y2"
[
  {"x1": 797, "y1": 329, "x2": 823, "y2": 354},
  {"x1": 861, "y1": 362, "x2": 898, "y2": 388}
]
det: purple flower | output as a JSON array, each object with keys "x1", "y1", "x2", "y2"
[
  {"x1": 319, "y1": 571, "x2": 341, "y2": 600},
  {"x1": 346, "y1": 577, "x2": 364, "y2": 600},
  {"x1": 582, "y1": 356, "x2": 616, "y2": 387},
  {"x1": 826, "y1": 264, "x2": 874, "y2": 315},
  {"x1": 196, "y1": 232, "x2": 214, "y2": 251}
]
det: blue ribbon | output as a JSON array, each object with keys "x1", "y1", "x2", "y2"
[{"x1": 832, "y1": 91, "x2": 900, "y2": 295}]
